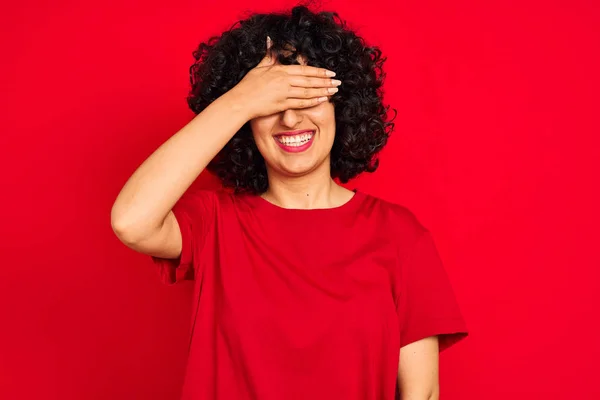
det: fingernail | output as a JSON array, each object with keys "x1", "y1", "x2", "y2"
[
  {"x1": 328, "y1": 87, "x2": 339, "y2": 94},
  {"x1": 318, "y1": 96, "x2": 328, "y2": 102},
  {"x1": 326, "y1": 70, "x2": 336, "y2": 77},
  {"x1": 266, "y1": 36, "x2": 272, "y2": 48},
  {"x1": 332, "y1": 79, "x2": 342, "y2": 86}
]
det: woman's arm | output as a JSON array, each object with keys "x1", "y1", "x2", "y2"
[
  {"x1": 398, "y1": 336, "x2": 440, "y2": 400},
  {"x1": 110, "y1": 90, "x2": 249, "y2": 254},
  {"x1": 110, "y1": 37, "x2": 338, "y2": 258}
]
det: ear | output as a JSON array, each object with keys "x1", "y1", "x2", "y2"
[{"x1": 256, "y1": 36, "x2": 276, "y2": 67}]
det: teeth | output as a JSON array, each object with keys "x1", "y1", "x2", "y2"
[{"x1": 276, "y1": 132, "x2": 313, "y2": 146}]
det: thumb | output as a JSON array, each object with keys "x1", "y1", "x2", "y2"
[{"x1": 257, "y1": 36, "x2": 275, "y2": 67}]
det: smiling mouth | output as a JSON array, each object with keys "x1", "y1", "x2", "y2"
[
  {"x1": 273, "y1": 130, "x2": 316, "y2": 153},
  {"x1": 274, "y1": 131, "x2": 314, "y2": 147}
]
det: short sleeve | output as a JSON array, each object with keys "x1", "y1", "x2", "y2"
[
  {"x1": 396, "y1": 230, "x2": 469, "y2": 352},
  {"x1": 151, "y1": 189, "x2": 215, "y2": 285}
]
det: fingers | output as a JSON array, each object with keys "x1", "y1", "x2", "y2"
[
  {"x1": 286, "y1": 96, "x2": 330, "y2": 109},
  {"x1": 288, "y1": 76, "x2": 342, "y2": 88},
  {"x1": 257, "y1": 36, "x2": 275, "y2": 67},
  {"x1": 285, "y1": 74, "x2": 340, "y2": 107},
  {"x1": 288, "y1": 86, "x2": 339, "y2": 99},
  {"x1": 284, "y1": 64, "x2": 336, "y2": 77}
]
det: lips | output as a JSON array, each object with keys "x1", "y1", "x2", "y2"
[{"x1": 273, "y1": 129, "x2": 316, "y2": 153}]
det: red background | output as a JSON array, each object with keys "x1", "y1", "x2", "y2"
[{"x1": 1, "y1": 0, "x2": 599, "y2": 399}]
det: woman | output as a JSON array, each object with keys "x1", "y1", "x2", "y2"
[{"x1": 111, "y1": 5, "x2": 468, "y2": 400}]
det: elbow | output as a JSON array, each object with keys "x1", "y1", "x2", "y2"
[
  {"x1": 110, "y1": 205, "x2": 140, "y2": 245},
  {"x1": 111, "y1": 216, "x2": 134, "y2": 245},
  {"x1": 110, "y1": 204, "x2": 164, "y2": 246}
]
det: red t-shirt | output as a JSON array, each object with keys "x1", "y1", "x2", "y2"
[{"x1": 152, "y1": 189, "x2": 468, "y2": 400}]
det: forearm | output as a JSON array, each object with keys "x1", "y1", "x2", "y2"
[
  {"x1": 111, "y1": 90, "x2": 248, "y2": 241},
  {"x1": 398, "y1": 337, "x2": 440, "y2": 400}
]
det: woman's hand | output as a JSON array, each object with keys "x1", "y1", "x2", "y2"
[{"x1": 230, "y1": 36, "x2": 341, "y2": 120}]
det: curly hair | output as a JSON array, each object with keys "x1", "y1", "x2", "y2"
[{"x1": 187, "y1": 4, "x2": 396, "y2": 194}]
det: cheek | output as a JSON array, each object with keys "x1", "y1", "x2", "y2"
[
  {"x1": 250, "y1": 117, "x2": 276, "y2": 143},
  {"x1": 309, "y1": 103, "x2": 336, "y2": 133}
]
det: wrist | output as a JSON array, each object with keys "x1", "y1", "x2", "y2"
[{"x1": 222, "y1": 87, "x2": 255, "y2": 122}]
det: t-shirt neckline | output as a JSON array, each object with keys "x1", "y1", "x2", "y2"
[{"x1": 241, "y1": 188, "x2": 365, "y2": 216}]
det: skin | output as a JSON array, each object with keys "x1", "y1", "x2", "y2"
[
  {"x1": 253, "y1": 52, "x2": 441, "y2": 398},
  {"x1": 399, "y1": 336, "x2": 440, "y2": 399},
  {"x1": 111, "y1": 36, "x2": 439, "y2": 399},
  {"x1": 250, "y1": 51, "x2": 354, "y2": 209}
]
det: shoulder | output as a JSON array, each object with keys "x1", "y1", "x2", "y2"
[
  {"x1": 179, "y1": 187, "x2": 234, "y2": 204},
  {"x1": 175, "y1": 188, "x2": 227, "y2": 219},
  {"x1": 178, "y1": 188, "x2": 217, "y2": 208},
  {"x1": 359, "y1": 191, "x2": 428, "y2": 245},
  {"x1": 179, "y1": 188, "x2": 253, "y2": 215}
]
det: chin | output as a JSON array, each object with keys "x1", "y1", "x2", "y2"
[
  {"x1": 276, "y1": 155, "x2": 326, "y2": 177},
  {"x1": 279, "y1": 163, "x2": 316, "y2": 176}
]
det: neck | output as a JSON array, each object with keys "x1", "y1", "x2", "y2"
[{"x1": 262, "y1": 163, "x2": 350, "y2": 209}]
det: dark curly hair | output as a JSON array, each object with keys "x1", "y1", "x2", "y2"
[{"x1": 188, "y1": 4, "x2": 396, "y2": 194}]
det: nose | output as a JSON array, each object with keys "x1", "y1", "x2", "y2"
[{"x1": 280, "y1": 108, "x2": 303, "y2": 128}]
